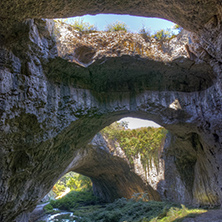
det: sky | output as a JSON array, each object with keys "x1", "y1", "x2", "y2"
[
  {"x1": 119, "y1": 117, "x2": 160, "y2": 129},
  {"x1": 63, "y1": 14, "x2": 172, "y2": 129},
  {"x1": 62, "y1": 14, "x2": 177, "y2": 34}
]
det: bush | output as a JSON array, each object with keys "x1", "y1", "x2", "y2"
[
  {"x1": 74, "y1": 198, "x2": 207, "y2": 222},
  {"x1": 50, "y1": 190, "x2": 101, "y2": 211},
  {"x1": 152, "y1": 29, "x2": 175, "y2": 41},
  {"x1": 70, "y1": 19, "x2": 97, "y2": 33},
  {"x1": 43, "y1": 204, "x2": 54, "y2": 213},
  {"x1": 139, "y1": 26, "x2": 151, "y2": 42},
  {"x1": 173, "y1": 24, "x2": 183, "y2": 33},
  {"x1": 106, "y1": 21, "x2": 128, "y2": 32}
]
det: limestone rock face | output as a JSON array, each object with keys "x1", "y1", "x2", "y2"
[
  {"x1": 0, "y1": 2, "x2": 222, "y2": 221},
  {"x1": 0, "y1": 0, "x2": 219, "y2": 32},
  {"x1": 68, "y1": 133, "x2": 161, "y2": 202}
]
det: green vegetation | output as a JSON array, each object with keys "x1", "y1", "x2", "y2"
[
  {"x1": 43, "y1": 203, "x2": 60, "y2": 214},
  {"x1": 151, "y1": 29, "x2": 176, "y2": 41},
  {"x1": 173, "y1": 24, "x2": 183, "y2": 33},
  {"x1": 43, "y1": 203, "x2": 54, "y2": 213},
  {"x1": 45, "y1": 191, "x2": 206, "y2": 222},
  {"x1": 50, "y1": 190, "x2": 102, "y2": 211},
  {"x1": 139, "y1": 26, "x2": 151, "y2": 42},
  {"x1": 101, "y1": 122, "x2": 167, "y2": 170},
  {"x1": 106, "y1": 21, "x2": 128, "y2": 32},
  {"x1": 70, "y1": 19, "x2": 97, "y2": 33},
  {"x1": 72, "y1": 197, "x2": 206, "y2": 222},
  {"x1": 52, "y1": 172, "x2": 92, "y2": 197}
]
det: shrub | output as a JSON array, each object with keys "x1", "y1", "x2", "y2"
[
  {"x1": 173, "y1": 24, "x2": 183, "y2": 33},
  {"x1": 74, "y1": 198, "x2": 207, "y2": 222},
  {"x1": 43, "y1": 204, "x2": 54, "y2": 213},
  {"x1": 152, "y1": 29, "x2": 175, "y2": 41},
  {"x1": 106, "y1": 21, "x2": 128, "y2": 32},
  {"x1": 70, "y1": 19, "x2": 97, "y2": 33},
  {"x1": 139, "y1": 26, "x2": 151, "y2": 42},
  {"x1": 50, "y1": 190, "x2": 101, "y2": 211}
]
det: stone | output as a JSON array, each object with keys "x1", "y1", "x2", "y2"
[
  {"x1": 68, "y1": 133, "x2": 160, "y2": 202},
  {"x1": 182, "y1": 210, "x2": 222, "y2": 222},
  {"x1": 0, "y1": 2, "x2": 221, "y2": 221}
]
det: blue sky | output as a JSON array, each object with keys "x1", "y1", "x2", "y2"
[{"x1": 63, "y1": 14, "x2": 177, "y2": 34}]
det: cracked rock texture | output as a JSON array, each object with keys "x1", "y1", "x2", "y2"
[
  {"x1": 0, "y1": 1, "x2": 222, "y2": 221},
  {"x1": 68, "y1": 133, "x2": 161, "y2": 203}
]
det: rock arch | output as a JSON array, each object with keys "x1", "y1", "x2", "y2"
[{"x1": 0, "y1": 1, "x2": 222, "y2": 221}]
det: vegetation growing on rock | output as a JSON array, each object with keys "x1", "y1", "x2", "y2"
[
  {"x1": 101, "y1": 122, "x2": 167, "y2": 171},
  {"x1": 106, "y1": 21, "x2": 128, "y2": 32},
  {"x1": 73, "y1": 198, "x2": 206, "y2": 222},
  {"x1": 46, "y1": 192, "x2": 207, "y2": 222},
  {"x1": 151, "y1": 29, "x2": 176, "y2": 41}
]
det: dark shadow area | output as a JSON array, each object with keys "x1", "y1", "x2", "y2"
[{"x1": 46, "y1": 55, "x2": 215, "y2": 93}]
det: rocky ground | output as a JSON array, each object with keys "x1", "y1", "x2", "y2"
[{"x1": 182, "y1": 210, "x2": 222, "y2": 222}]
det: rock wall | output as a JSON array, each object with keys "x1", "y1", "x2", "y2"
[
  {"x1": 0, "y1": 2, "x2": 222, "y2": 221},
  {"x1": 101, "y1": 131, "x2": 165, "y2": 193},
  {"x1": 68, "y1": 133, "x2": 160, "y2": 202}
]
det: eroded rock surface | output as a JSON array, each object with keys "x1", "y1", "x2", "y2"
[
  {"x1": 0, "y1": 0, "x2": 219, "y2": 32},
  {"x1": 68, "y1": 134, "x2": 160, "y2": 202},
  {"x1": 0, "y1": 2, "x2": 222, "y2": 221}
]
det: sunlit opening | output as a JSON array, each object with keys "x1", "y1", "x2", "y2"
[
  {"x1": 119, "y1": 117, "x2": 161, "y2": 129},
  {"x1": 55, "y1": 14, "x2": 179, "y2": 34},
  {"x1": 52, "y1": 172, "x2": 92, "y2": 200}
]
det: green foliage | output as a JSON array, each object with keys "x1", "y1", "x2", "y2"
[
  {"x1": 70, "y1": 19, "x2": 97, "y2": 33},
  {"x1": 67, "y1": 173, "x2": 92, "y2": 192},
  {"x1": 152, "y1": 29, "x2": 176, "y2": 41},
  {"x1": 52, "y1": 172, "x2": 92, "y2": 197},
  {"x1": 101, "y1": 123, "x2": 167, "y2": 171},
  {"x1": 106, "y1": 21, "x2": 128, "y2": 32},
  {"x1": 173, "y1": 24, "x2": 183, "y2": 33},
  {"x1": 72, "y1": 198, "x2": 206, "y2": 222},
  {"x1": 52, "y1": 183, "x2": 66, "y2": 197},
  {"x1": 50, "y1": 190, "x2": 101, "y2": 211},
  {"x1": 139, "y1": 26, "x2": 151, "y2": 42},
  {"x1": 43, "y1": 204, "x2": 54, "y2": 213}
]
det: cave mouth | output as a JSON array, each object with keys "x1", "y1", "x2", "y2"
[
  {"x1": 99, "y1": 117, "x2": 166, "y2": 176},
  {"x1": 47, "y1": 117, "x2": 166, "y2": 205},
  {"x1": 45, "y1": 16, "x2": 216, "y2": 93},
  {"x1": 50, "y1": 172, "x2": 93, "y2": 199},
  {"x1": 54, "y1": 14, "x2": 178, "y2": 33}
]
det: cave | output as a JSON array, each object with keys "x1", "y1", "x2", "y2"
[{"x1": 0, "y1": 1, "x2": 222, "y2": 221}]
